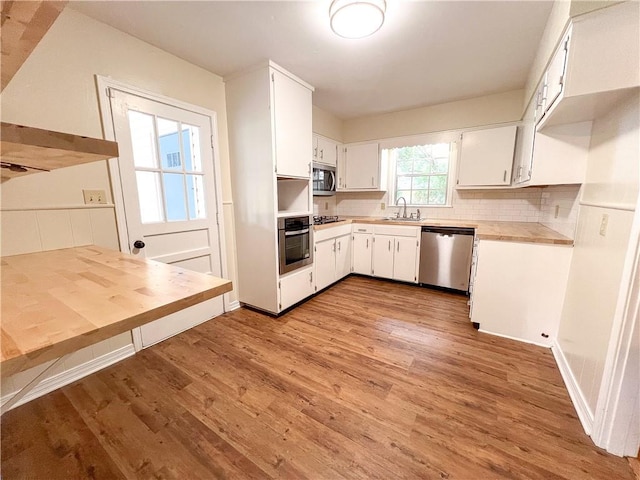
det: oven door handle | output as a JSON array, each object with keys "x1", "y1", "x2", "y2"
[{"x1": 284, "y1": 228, "x2": 310, "y2": 236}]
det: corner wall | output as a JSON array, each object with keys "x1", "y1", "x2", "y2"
[{"x1": 0, "y1": 8, "x2": 239, "y2": 403}]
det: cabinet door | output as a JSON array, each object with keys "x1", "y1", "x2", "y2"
[
  {"x1": 352, "y1": 233, "x2": 373, "y2": 275},
  {"x1": 272, "y1": 69, "x2": 312, "y2": 178},
  {"x1": 279, "y1": 266, "x2": 314, "y2": 311},
  {"x1": 316, "y1": 136, "x2": 338, "y2": 167},
  {"x1": 393, "y1": 236, "x2": 418, "y2": 283},
  {"x1": 314, "y1": 239, "x2": 336, "y2": 292},
  {"x1": 513, "y1": 98, "x2": 536, "y2": 184},
  {"x1": 545, "y1": 33, "x2": 569, "y2": 113},
  {"x1": 335, "y1": 234, "x2": 351, "y2": 279},
  {"x1": 372, "y1": 235, "x2": 394, "y2": 279},
  {"x1": 457, "y1": 125, "x2": 517, "y2": 186},
  {"x1": 343, "y1": 143, "x2": 379, "y2": 189}
]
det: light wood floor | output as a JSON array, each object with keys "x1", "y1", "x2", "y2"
[{"x1": 1, "y1": 276, "x2": 634, "y2": 479}]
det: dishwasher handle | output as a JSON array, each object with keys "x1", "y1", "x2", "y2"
[{"x1": 421, "y1": 226, "x2": 475, "y2": 236}]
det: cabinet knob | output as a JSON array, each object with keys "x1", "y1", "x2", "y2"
[{"x1": 133, "y1": 240, "x2": 145, "y2": 249}]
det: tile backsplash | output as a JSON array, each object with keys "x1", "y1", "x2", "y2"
[{"x1": 313, "y1": 184, "x2": 582, "y2": 239}]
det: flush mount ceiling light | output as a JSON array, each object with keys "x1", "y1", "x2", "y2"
[{"x1": 329, "y1": 0, "x2": 386, "y2": 39}]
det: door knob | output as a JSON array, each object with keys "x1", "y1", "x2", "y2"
[{"x1": 133, "y1": 240, "x2": 145, "y2": 249}]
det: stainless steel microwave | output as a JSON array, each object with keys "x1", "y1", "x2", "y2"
[{"x1": 312, "y1": 163, "x2": 336, "y2": 196}]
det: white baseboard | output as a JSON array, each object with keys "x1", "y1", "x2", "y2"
[
  {"x1": 227, "y1": 300, "x2": 241, "y2": 311},
  {"x1": 552, "y1": 341, "x2": 594, "y2": 435},
  {"x1": 1, "y1": 344, "x2": 135, "y2": 411},
  {"x1": 478, "y1": 328, "x2": 552, "y2": 348}
]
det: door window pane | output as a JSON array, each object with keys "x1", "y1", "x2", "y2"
[
  {"x1": 128, "y1": 111, "x2": 158, "y2": 168},
  {"x1": 157, "y1": 118, "x2": 182, "y2": 170},
  {"x1": 163, "y1": 173, "x2": 188, "y2": 221},
  {"x1": 136, "y1": 171, "x2": 164, "y2": 223},
  {"x1": 187, "y1": 175, "x2": 207, "y2": 219},
  {"x1": 183, "y1": 124, "x2": 203, "y2": 172}
]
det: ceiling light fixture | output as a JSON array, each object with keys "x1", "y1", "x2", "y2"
[{"x1": 329, "y1": 0, "x2": 386, "y2": 39}]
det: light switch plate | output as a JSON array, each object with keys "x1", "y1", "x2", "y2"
[{"x1": 380, "y1": 203, "x2": 386, "y2": 210}]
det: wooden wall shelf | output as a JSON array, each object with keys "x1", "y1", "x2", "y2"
[{"x1": 0, "y1": 122, "x2": 119, "y2": 181}]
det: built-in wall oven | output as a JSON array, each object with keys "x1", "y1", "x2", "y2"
[
  {"x1": 278, "y1": 215, "x2": 313, "y2": 274},
  {"x1": 312, "y1": 163, "x2": 336, "y2": 196}
]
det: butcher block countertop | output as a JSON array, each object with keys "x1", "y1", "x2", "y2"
[
  {"x1": 0, "y1": 245, "x2": 232, "y2": 378},
  {"x1": 314, "y1": 217, "x2": 573, "y2": 245}
]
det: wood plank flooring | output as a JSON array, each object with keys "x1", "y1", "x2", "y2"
[{"x1": 1, "y1": 276, "x2": 634, "y2": 479}]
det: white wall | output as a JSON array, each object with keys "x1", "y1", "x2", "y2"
[
  {"x1": 0, "y1": 8, "x2": 239, "y2": 400},
  {"x1": 313, "y1": 105, "x2": 343, "y2": 142},
  {"x1": 556, "y1": 93, "x2": 639, "y2": 418},
  {"x1": 539, "y1": 185, "x2": 582, "y2": 238},
  {"x1": 342, "y1": 89, "x2": 524, "y2": 143}
]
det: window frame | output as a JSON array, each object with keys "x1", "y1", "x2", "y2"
[{"x1": 381, "y1": 132, "x2": 459, "y2": 208}]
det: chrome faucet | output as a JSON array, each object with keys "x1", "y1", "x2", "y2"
[{"x1": 396, "y1": 196, "x2": 408, "y2": 218}]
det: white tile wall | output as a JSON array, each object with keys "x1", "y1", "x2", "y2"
[
  {"x1": 538, "y1": 185, "x2": 582, "y2": 238},
  {"x1": 314, "y1": 185, "x2": 581, "y2": 239}
]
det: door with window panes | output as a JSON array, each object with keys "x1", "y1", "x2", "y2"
[{"x1": 110, "y1": 89, "x2": 224, "y2": 347}]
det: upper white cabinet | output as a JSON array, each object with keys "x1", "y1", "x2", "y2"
[
  {"x1": 338, "y1": 142, "x2": 381, "y2": 191},
  {"x1": 538, "y1": 2, "x2": 640, "y2": 129},
  {"x1": 313, "y1": 134, "x2": 338, "y2": 167},
  {"x1": 456, "y1": 125, "x2": 517, "y2": 187},
  {"x1": 272, "y1": 70, "x2": 313, "y2": 178}
]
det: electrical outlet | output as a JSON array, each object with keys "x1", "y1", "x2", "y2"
[
  {"x1": 599, "y1": 214, "x2": 609, "y2": 236},
  {"x1": 554, "y1": 205, "x2": 560, "y2": 218},
  {"x1": 83, "y1": 189, "x2": 107, "y2": 205},
  {"x1": 380, "y1": 203, "x2": 385, "y2": 210}
]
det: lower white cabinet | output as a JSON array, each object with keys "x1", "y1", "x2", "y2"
[
  {"x1": 470, "y1": 240, "x2": 572, "y2": 346},
  {"x1": 314, "y1": 224, "x2": 352, "y2": 292},
  {"x1": 352, "y1": 232, "x2": 373, "y2": 274},
  {"x1": 279, "y1": 265, "x2": 315, "y2": 312},
  {"x1": 371, "y1": 225, "x2": 420, "y2": 283}
]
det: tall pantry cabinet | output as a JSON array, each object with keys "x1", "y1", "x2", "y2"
[{"x1": 226, "y1": 61, "x2": 314, "y2": 314}]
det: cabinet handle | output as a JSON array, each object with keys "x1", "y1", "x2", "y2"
[
  {"x1": 366, "y1": 238, "x2": 369, "y2": 249},
  {"x1": 371, "y1": 176, "x2": 374, "y2": 186},
  {"x1": 397, "y1": 242, "x2": 399, "y2": 252},
  {"x1": 388, "y1": 240, "x2": 391, "y2": 251},
  {"x1": 314, "y1": 147, "x2": 317, "y2": 158},
  {"x1": 338, "y1": 241, "x2": 341, "y2": 252},
  {"x1": 310, "y1": 271, "x2": 313, "y2": 283},
  {"x1": 518, "y1": 166, "x2": 523, "y2": 181},
  {"x1": 320, "y1": 149, "x2": 324, "y2": 159},
  {"x1": 503, "y1": 170, "x2": 507, "y2": 182},
  {"x1": 332, "y1": 242, "x2": 336, "y2": 252}
]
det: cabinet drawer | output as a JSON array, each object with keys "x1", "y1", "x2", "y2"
[
  {"x1": 314, "y1": 223, "x2": 352, "y2": 242},
  {"x1": 352, "y1": 224, "x2": 373, "y2": 234},
  {"x1": 373, "y1": 225, "x2": 420, "y2": 237}
]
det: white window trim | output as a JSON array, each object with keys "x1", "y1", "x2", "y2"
[{"x1": 382, "y1": 133, "x2": 459, "y2": 208}]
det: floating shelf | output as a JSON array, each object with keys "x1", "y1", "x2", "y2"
[{"x1": 0, "y1": 122, "x2": 119, "y2": 181}]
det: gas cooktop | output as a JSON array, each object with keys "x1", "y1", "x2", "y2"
[{"x1": 313, "y1": 215, "x2": 341, "y2": 225}]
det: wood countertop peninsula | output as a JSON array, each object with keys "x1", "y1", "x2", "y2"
[
  {"x1": 0, "y1": 246, "x2": 232, "y2": 378},
  {"x1": 314, "y1": 217, "x2": 573, "y2": 245}
]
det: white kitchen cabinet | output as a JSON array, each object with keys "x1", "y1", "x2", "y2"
[
  {"x1": 314, "y1": 224, "x2": 352, "y2": 292},
  {"x1": 279, "y1": 265, "x2": 315, "y2": 312},
  {"x1": 338, "y1": 142, "x2": 380, "y2": 190},
  {"x1": 471, "y1": 240, "x2": 572, "y2": 346},
  {"x1": 371, "y1": 225, "x2": 420, "y2": 283},
  {"x1": 456, "y1": 125, "x2": 517, "y2": 187},
  {"x1": 272, "y1": 69, "x2": 313, "y2": 178},
  {"x1": 512, "y1": 100, "x2": 536, "y2": 185},
  {"x1": 313, "y1": 134, "x2": 338, "y2": 167},
  {"x1": 352, "y1": 226, "x2": 373, "y2": 275},
  {"x1": 538, "y1": 3, "x2": 639, "y2": 128},
  {"x1": 226, "y1": 61, "x2": 314, "y2": 314}
]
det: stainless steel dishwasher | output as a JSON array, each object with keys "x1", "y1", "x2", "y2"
[{"x1": 419, "y1": 226, "x2": 475, "y2": 292}]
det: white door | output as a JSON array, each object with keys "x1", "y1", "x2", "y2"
[
  {"x1": 352, "y1": 233, "x2": 372, "y2": 275},
  {"x1": 344, "y1": 143, "x2": 379, "y2": 189},
  {"x1": 110, "y1": 89, "x2": 224, "y2": 347},
  {"x1": 316, "y1": 136, "x2": 338, "y2": 167},
  {"x1": 335, "y1": 234, "x2": 351, "y2": 279},
  {"x1": 393, "y1": 236, "x2": 418, "y2": 283},
  {"x1": 315, "y1": 239, "x2": 336, "y2": 291},
  {"x1": 372, "y1": 235, "x2": 394, "y2": 279}
]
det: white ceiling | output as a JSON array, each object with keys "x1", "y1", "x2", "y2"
[{"x1": 70, "y1": 1, "x2": 553, "y2": 119}]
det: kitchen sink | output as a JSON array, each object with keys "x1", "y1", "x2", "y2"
[{"x1": 382, "y1": 217, "x2": 422, "y2": 222}]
